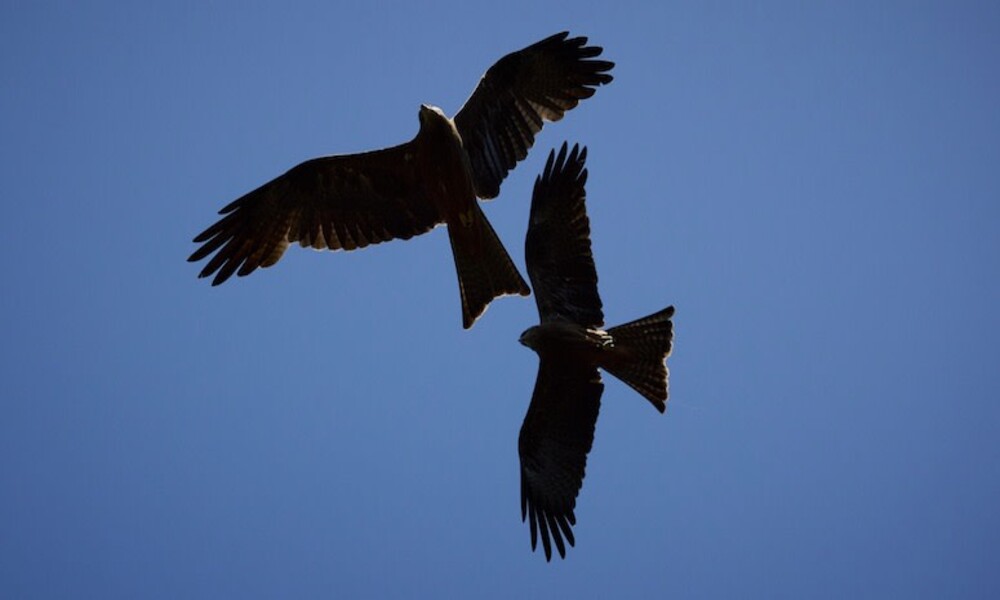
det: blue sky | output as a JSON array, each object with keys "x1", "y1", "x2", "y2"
[{"x1": 2, "y1": 1, "x2": 998, "y2": 598}]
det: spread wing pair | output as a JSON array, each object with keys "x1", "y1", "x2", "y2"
[
  {"x1": 189, "y1": 32, "x2": 614, "y2": 328},
  {"x1": 518, "y1": 143, "x2": 676, "y2": 560}
]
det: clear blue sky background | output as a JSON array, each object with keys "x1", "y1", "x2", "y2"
[{"x1": 2, "y1": 2, "x2": 998, "y2": 598}]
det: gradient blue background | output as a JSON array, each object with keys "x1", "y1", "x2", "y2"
[{"x1": 2, "y1": 2, "x2": 998, "y2": 598}]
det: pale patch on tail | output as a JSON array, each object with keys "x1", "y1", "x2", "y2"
[
  {"x1": 602, "y1": 306, "x2": 675, "y2": 412},
  {"x1": 448, "y1": 204, "x2": 530, "y2": 328}
]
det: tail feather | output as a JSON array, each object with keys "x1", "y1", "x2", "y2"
[
  {"x1": 603, "y1": 306, "x2": 675, "y2": 412},
  {"x1": 448, "y1": 204, "x2": 530, "y2": 329}
]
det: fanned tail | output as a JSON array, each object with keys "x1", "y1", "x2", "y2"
[
  {"x1": 603, "y1": 306, "x2": 675, "y2": 412},
  {"x1": 448, "y1": 204, "x2": 530, "y2": 329}
]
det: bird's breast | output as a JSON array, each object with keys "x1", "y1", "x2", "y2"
[
  {"x1": 522, "y1": 322, "x2": 611, "y2": 364},
  {"x1": 415, "y1": 115, "x2": 478, "y2": 220}
]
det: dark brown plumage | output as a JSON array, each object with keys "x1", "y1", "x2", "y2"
[
  {"x1": 189, "y1": 32, "x2": 614, "y2": 328},
  {"x1": 518, "y1": 143, "x2": 675, "y2": 560}
]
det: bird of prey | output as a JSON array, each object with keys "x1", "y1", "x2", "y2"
[
  {"x1": 188, "y1": 32, "x2": 614, "y2": 328},
  {"x1": 517, "y1": 143, "x2": 675, "y2": 561}
]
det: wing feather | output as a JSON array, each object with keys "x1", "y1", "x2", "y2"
[
  {"x1": 518, "y1": 358, "x2": 603, "y2": 561},
  {"x1": 188, "y1": 142, "x2": 442, "y2": 285},
  {"x1": 454, "y1": 32, "x2": 614, "y2": 199},
  {"x1": 525, "y1": 143, "x2": 603, "y2": 328}
]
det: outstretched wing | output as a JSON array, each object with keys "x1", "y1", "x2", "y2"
[
  {"x1": 453, "y1": 32, "x2": 614, "y2": 199},
  {"x1": 188, "y1": 142, "x2": 442, "y2": 285},
  {"x1": 518, "y1": 358, "x2": 603, "y2": 561},
  {"x1": 524, "y1": 143, "x2": 603, "y2": 328}
]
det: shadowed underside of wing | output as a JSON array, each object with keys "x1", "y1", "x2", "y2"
[
  {"x1": 519, "y1": 359, "x2": 603, "y2": 561},
  {"x1": 188, "y1": 142, "x2": 442, "y2": 285},
  {"x1": 525, "y1": 143, "x2": 603, "y2": 329},
  {"x1": 454, "y1": 32, "x2": 614, "y2": 200}
]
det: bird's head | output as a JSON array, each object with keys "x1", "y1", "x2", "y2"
[
  {"x1": 519, "y1": 326, "x2": 541, "y2": 350},
  {"x1": 418, "y1": 104, "x2": 446, "y2": 124}
]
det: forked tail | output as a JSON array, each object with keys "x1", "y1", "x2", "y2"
[
  {"x1": 603, "y1": 306, "x2": 676, "y2": 412},
  {"x1": 448, "y1": 204, "x2": 530, "y2": 329}
]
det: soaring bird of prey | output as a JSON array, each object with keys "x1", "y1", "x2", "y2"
[
  {"x1": 517, "y1": 143, "x2": 675, "y2": 561},
  {"x1": 188, "y1": 32, "x2": 614, "y2": 328}
]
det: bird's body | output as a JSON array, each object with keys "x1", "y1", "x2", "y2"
[
  {"x1": 413, "y1": 105, "x2": 527, "y2": 321},
  {"x1": 413, "y1": 105, "x2": 477, "y2": 222},
  {"x1": 519, "y1": 322, "x2": 612, "y2": 361},
  {"x1": 517, "y1": 143, "x2": 675, "y2": 561},
  {"x1": 189, "y1": 32, "x2": 614, "y2": 328}
]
